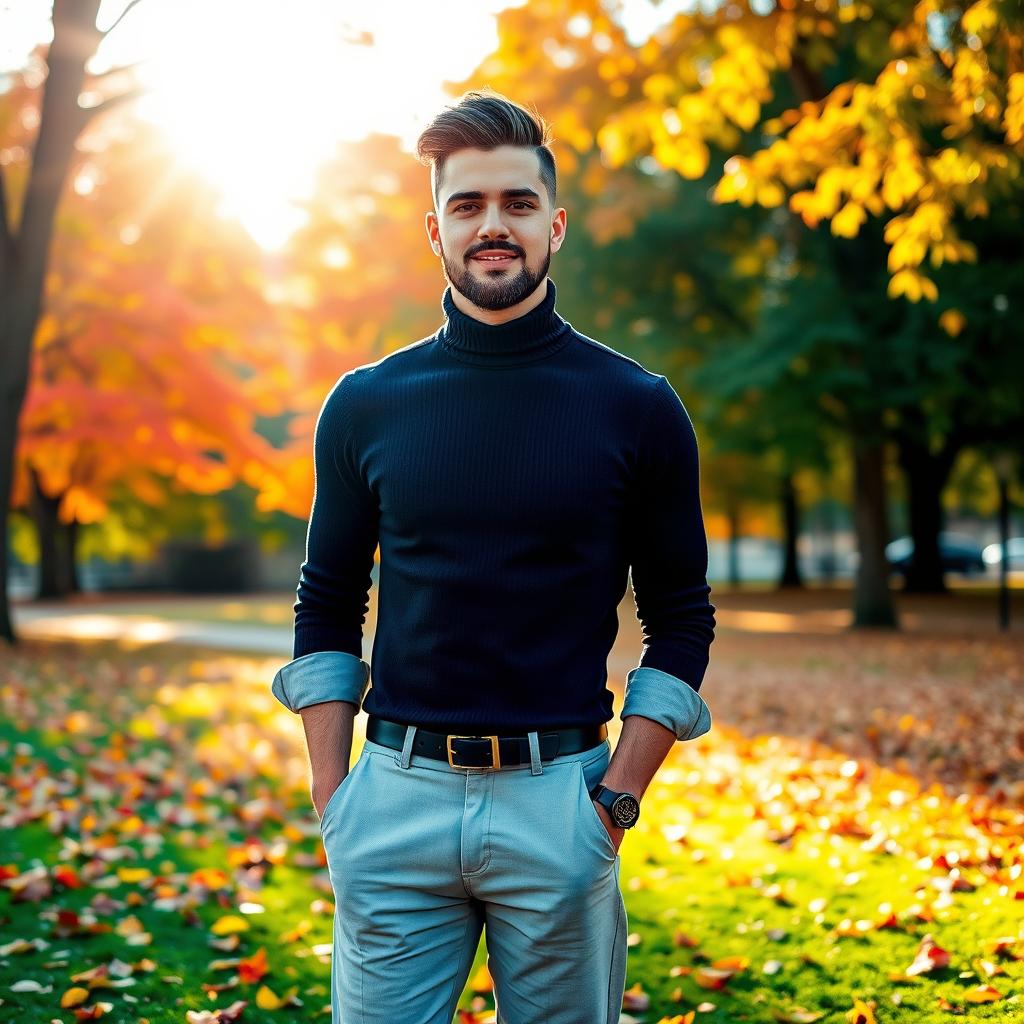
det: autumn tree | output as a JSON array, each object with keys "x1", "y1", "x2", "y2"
[
  {"x1": 455, "y1": 0, "x2": 1023, "y2": 625},
  {"x1": 10, "y1": 111, "x2": 295, "y2": 598},
  {"x1": 1, "y1": 0, "x2": 154, "y2": 640}
]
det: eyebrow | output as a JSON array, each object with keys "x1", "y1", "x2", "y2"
[{"x1": 445, "y1": 188, "x2": 541, "y2": 207}]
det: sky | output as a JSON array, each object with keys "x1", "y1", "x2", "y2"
[{"x1": 1, "y1": 0, "x2": 695, "y2": 250}]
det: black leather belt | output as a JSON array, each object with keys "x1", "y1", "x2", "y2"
[{"x1": 366, "y1": 714, "x2": 608, "y2": 770}]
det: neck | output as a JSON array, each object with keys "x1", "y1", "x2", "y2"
[{"x1": 438, "y1": 278, "x2": 572, "y2": 368}]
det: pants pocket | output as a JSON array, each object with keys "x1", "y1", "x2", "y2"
[
  {"x1": 319, "y1": 746, "x2": 371, "y2": 836},
  {"x1": 575, "y1": 745, "x2": 617, "y2": 860}
]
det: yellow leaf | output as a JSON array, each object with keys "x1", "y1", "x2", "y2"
[
  {"x1": 962, "y1": 0, "x2": 998, "y2": 36},
  {"x1": 256, "y1": 985, "x2": 283, "y2": 1010},
  {"x1": 1003, "y1": 72, "x2": 1024, "y2": 144},
  {"x1": 61, "y1": 986, "x2": 91, "y2": 1008},
  {"x1": 117, "y1": 867, "x2": 152, "y2": 883},
  {"x1": 643, "y1": 73, "x2": 678, "y2": 104},
  {"x1": 210, "y1": 915, "x2": 250, "y2": 936},
  {"x1": 756, "y1": 180, "x2": 786, "y2": 207},
  {"x1": 888, "y1": 270, "x2": 915, "y2": 300},
  {"x1": 713, "y1": 955, "x2": 750, "y2": 971},
  {"x1": 844, "y1": 997, "x2": 877, "y2": 1023},
  {"x1": 963, "y1": 984, "x2": 1003, "y2": 1002},
  {"x1": 832, "y1": 202, "x2": 866, "y2": 238}
]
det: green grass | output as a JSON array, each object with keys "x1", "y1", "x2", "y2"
[{"x1": 1, "y1": 638, "x2": 1022, "y2": 1023}]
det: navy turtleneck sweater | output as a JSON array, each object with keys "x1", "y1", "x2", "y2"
[{"x1": 272, "y1": 279, "x2": 716, "y2": 741}]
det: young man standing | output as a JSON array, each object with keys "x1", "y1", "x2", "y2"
[{"x1": 272, "y1": 90, "x2": 716, "y2": 1024}]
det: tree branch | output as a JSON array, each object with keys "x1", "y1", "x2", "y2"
[{"x1": 100, "y1": 0, "x2": 148, "y2": 42}]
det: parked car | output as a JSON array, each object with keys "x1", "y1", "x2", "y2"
[
  {"x1": 982, "y1": 537, "x2": 1024, "y2": 569},
  {"x1": 884, "y1": 532, "x2": 986, "y2": 578}
]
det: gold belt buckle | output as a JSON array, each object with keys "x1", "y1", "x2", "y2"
[{"x1": 447, "y1": 734, "x2": 501, "y2": 770}]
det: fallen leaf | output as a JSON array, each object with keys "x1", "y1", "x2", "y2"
[
  {"x1": 771, "y1": 1009, "x2": 825, "y2": 1023},
  {"x1": 844, "y1": 996, "x2": 877, "y2": 1023},
  {"x1": 962, "y1": 984, "x2": 1003, "y2": 1002},
  {"x1": 622, "y1": 981, "x2": 651, "y2": 1010},
  {"x1": 210, "y1": 915, "x2": 250, "y2": 936},
  {"x1": 237, "y1": 947, "x2": 269, "y2": 984},
  {"x1": 61, "y1": 986, "x2": 91, "y2": 1007},
  {"x1": 185, "y1": 999, "x2": 248, "y2": 1023},
  {"x1": 905, "y1": 934, "x2": 951, "y2": 977}
]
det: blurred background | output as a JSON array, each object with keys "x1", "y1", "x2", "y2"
[{"x1": 2, "y1": 0, "x2": 1022, "y2": 639}]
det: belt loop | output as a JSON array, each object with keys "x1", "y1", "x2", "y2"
[
  {"x1": 528, "y1": 730, "x2": 542, "y2": 775},
  {"x1": 398, "y1": 724, "x2": 417, "y2": 769}
]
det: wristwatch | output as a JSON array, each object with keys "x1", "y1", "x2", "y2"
[{"x1": 589, "y1": 784, "x2": 641, "y2": 828}]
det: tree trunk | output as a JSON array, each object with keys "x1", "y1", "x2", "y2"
[
  {"x1": 896, "y1": 429, "x2": 959, "y2": 593},
  {"x1": 29, "y1": 467, "x2": 65, "y2": 599},
  {"x1": 0, "y1": 0, "x2": 107, "y2": 645},
  {"x1": 0, "y1": 281, "x2": 36, "y2": 642},
  {"x1": 778, "y1": 472, "x2": 802, "y2": 588},
  {"x1": 66, "y1": 518, "x2": 81, "y2": 593},
  {"x1": 852, "y1": 437, "x2": 898, "y2": 627}
]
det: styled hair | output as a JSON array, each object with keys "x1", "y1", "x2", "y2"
[{"x1": 415, "y1": 89, "x2": 556, "y2": 207}]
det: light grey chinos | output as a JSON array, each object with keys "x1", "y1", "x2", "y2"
[{"x1": 318, "y1": 725, "x2": 628, "y2": 1024}]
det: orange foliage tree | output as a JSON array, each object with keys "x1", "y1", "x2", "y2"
[
  {"x1": 270, "y1": 134, "x2": 444, "y2": 506},
  {"x1": 10, "y1": 111, "x2": 295, "y2": 597},
  {"x1": 1, "y1": 1, "x2": 154, "y2": 638}
]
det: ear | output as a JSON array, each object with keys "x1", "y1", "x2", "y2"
[
  {"x1": 425, "y1": 210, "x2": 442, "y2": 256},
  {"x1": 549, "y1": 207, "x2": 568, "y2": 254}
]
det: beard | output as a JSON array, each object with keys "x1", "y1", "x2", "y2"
[{"x1": 441, "y1": 242, "x2": 551, "y2": 311}]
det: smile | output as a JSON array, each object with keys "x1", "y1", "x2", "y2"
[{"x1": 472, "y1": 254, "x2": 519, "y2": 264}]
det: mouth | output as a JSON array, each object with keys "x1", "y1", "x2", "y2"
[{"x1": 471, "y1": 252, "x2": 520, "y2": 267}]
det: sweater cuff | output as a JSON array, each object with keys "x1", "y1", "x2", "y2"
[
  {"x1": 271, "y1": 651, "x2": 371, "y2": 713},
  {"x1": 620, "y1": 666, "x2": 712, "y2": 741}
]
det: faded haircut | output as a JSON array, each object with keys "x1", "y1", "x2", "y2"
[{"x1": 415, "y1": 89, "x2": 556, "y2": 208}]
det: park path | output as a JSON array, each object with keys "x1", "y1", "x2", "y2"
[{"x1": 12, "y1": 598, "x2": 294, "y2": 655}]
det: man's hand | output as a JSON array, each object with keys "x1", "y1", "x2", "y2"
[
  {"x1": 312, "y1": 772, "x2": 347, "y2": 820},
  {"x1": 298, "y1": 700, "x2": 357, "y2": 819},
  {"x1": 593, "y1": 799, "x2": 626, "y2": 854},
  {"x1": 590, "y1": 713, "x2": 679, "y2": 855}
]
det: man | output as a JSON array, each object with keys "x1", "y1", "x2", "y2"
[{"x1": 271, "y1": 90, "x2": 716, "y2": 1024}]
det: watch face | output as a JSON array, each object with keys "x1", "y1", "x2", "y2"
[{"x1": 611, "y1": 793, "x2": 640, "y2": 827}]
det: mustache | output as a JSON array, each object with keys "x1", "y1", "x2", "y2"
[{"x1": 466, "y1": 243, "x2": 524, "y2": 259}]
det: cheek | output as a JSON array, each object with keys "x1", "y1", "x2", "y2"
[
  {"x1": 443, "y1": 228, "x2": 474, "y2": 255},
  {"x1": 522, "y1": 226, "x2": 551, "y2": 251}
]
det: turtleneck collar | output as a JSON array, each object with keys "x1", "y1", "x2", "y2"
[{"x1": 438, "y1": 278, "x2": 573, "y2": 367}]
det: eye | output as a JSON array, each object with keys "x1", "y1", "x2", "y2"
[{"x1": 452, "y1": 201, "x2": 534, "y2": 213}]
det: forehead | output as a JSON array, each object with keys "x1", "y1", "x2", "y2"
[{"x1": 438, "y1": 145, "x2": 543, "y2": 200}]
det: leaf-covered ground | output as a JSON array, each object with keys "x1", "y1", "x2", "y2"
[{"x1": 1, "y1": 590, "x2": 1022, "y2": 1023}]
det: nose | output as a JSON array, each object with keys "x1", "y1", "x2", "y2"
[{"x1": 477, "y1": 202, "x2": 509, "y2": 240}]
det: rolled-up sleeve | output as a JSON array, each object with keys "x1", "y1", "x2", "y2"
[
  {"x1": 620, "y1": 374, "x2": 716, "y2": 741},
  {"x1": 272, "y1": 650, "x2": 371, "y2": 713},
  {"x1": 272, "y1": 371, "x2": 379, "y2": 714},
  {"x1": 621, "y1": 666, "x2": 712, "y2": 741}
]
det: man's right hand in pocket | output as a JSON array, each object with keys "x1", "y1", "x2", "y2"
[
  {"x1": 299, "y1": 700, "x2": 357, "y2": 819},
  {"x1": 312, "y1": 772, "x2": 347, "y2": 819}
]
